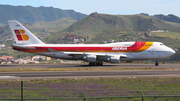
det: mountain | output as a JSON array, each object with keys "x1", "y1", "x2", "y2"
[
  {"x1": 28, "y1": 17, "x2": 76, "y2": 34},
  {"x1": 153, "y1": 14, "x2": 180, "y2": 23},
  {"x1": 0, "y1": 5, "x2": 86, "y2": 24},
  {"x1": 0, "y1": 25, "x2": 10, "y2": 39},
  {"x1": 47, "y1": 13, "x2": 180, "y2": 49},
  {"x1": 140, "y1": 13, "x2": 180, "y2": 24},
  {"x1": 0, "y1": 17, "x2": 77, "y2": 59},
  {"x1": 45, "y1": 13, "x2": 180, "y2": 61},
  {"x1": 0, "y1": 17, "x2": 76, "y2": 40},
  {"x1": 62, "y1": 13, "x2": 180, "y2": 34},
  {"x1": 1, "y1": 12, "x2": 180, "y2": 61}
]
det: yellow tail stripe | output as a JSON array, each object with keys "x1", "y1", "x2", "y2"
[{"x1": 137, "y1": 42, "x2": 153, "y2": 51}]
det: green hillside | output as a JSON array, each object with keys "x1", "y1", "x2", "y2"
[
  {"x1": 28, "y1": 17, "x2": 76, "y2": 34},
  {"x1": 63, "y1": 13, "x2": 132, "y2": 36},
  {"x1": 1, "y1": 13, "x2": 180, "y2": 61},
  {"x1": 62, "y1": 13, "x2": 180, "y2": 35},
  {"x1": 0, "y1": 5, "x2": 86, "y2": 24},
  {"x1": 0, "y1": 17, "x2": 76, "y2": 41},
  {"x1": 45, "y1": 13, "x2": 180, "y2": 61},
  {"x1": 32, "y1": 17, "x2": 76, "y2": 29},
  {"x1": 153, "y1": 14, "x2": 180, "y2": 23},
  {"x1": 0, "y1": 17, "x2": 76, "y2": 58},
  {"x1": 46, "y1": 13, "x2": 180, "y2": 49},
  {"x1": 0, "y1": 26, "x2": 11, "y2": 39}
]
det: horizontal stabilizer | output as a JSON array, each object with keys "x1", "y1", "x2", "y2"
[{"x1": 10, "y1": 45, "x2": 35, "y2": 49}]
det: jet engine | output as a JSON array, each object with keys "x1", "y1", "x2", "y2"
[
  {"x1": 83, "y1": 55, "x2": 96, "y2": 62},
  {"x1": 107, "y1": 56, "x2": 120, "y2": 63}
]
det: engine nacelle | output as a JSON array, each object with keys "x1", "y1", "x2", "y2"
[
  {"x1": 84, "y1": 55, "x2": 96, "y2": 62},
  {"x1": 107, "y1": 56, "x2": 120, "y2": 63}
]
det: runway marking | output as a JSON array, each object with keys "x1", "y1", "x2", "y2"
[
  {"x1": 14, "y1": 73, "x2": 72, "y2": 76},
  {"x1": 0, "y1": 76, "x2": 19, "y2": 79}
]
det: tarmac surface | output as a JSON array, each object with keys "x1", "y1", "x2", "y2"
[
  {"x1": 0, "y1": 63, "x2": 179, "y2": 69},
  {"x1": 0, "y1": 64, "x2": 180, "y2": 80}
]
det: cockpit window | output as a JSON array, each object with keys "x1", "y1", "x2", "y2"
[{"x1": 160, "y1": 44, "x2": 164, "y2": 46}]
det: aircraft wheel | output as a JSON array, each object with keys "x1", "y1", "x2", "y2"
[
  {"x1": 89, "y1": 62, "x2": 96, "y2": 66},
  {"x1": 96, "y1": 62, "x2": 103, "y2": 66},
  {"x1": 155, "y1": 61, "x2": 159, "y2": 66}
]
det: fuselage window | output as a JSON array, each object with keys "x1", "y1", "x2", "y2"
[{"x1": 160, "y1": 44, "x2": 164, "y2": 46}]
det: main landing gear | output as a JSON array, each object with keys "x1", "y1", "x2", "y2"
[
  {"x1": 155, "y1": 61, "x2": 159, "y2": 66},
  {"x1": 89, "y1": 62, "x2": 103, "y2": 66}
]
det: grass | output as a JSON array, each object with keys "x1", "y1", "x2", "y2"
[
  {"x1": 153, "y1": 31, "x2": 180, "y2": 39},
  {"x1": 0, "y1": 77, "x2": 180, "y2": 101}
]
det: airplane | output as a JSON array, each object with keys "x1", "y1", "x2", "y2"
[{"x1": 8, "y1": 20, "x2": 175, "y2": 66}]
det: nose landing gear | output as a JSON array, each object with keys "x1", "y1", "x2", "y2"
[{"x1": 155, "y1": 61, "x2": 159, "y2": 66}]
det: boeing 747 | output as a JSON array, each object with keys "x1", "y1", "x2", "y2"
[{"x1": 8, "y1": 20, "x2": 175, "y2": 66}]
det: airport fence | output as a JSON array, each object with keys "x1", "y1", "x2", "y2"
[{"x1": 0, "y1": 81, "x2": 180, "y2": 101}]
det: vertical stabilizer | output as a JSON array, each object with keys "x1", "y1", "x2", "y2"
[{"x1": 8, "y1": 20, "x2": 44, "y2": 44}]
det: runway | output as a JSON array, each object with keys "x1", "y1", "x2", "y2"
[
  {"x1": 0, "y1": 64, "x2": 180, "y2": 80},
  {"x1": 0, "y1": 63, "x2": 180, "y2": 69}
]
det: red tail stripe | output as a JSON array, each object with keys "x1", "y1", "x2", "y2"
[{"x1": 14, "y1": 30, "x2": 23, "y2": 41}]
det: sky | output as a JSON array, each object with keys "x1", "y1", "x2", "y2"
[{"x1": 1, "y1": 0, "x2": 180, "y2": 16}]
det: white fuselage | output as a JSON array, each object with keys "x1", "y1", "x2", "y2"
[{"x1": 12, "y1": 42, "x2": 175, "y2": 62}]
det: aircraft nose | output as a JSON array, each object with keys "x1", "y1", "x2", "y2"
[
  {"x1": 168, "y1": 48, "x2": 176, "y2": 56},
  {"x1": 171, "y1": 49, "x2": 176, "y2": 55}
]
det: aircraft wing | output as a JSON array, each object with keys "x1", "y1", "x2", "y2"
[
  {"x1": 64, "y1": 52, "x2": 84, "y2": 56},
  {"x1": 48, "y1": 48, "x2": 128, "y2": 63},
  {"x1": 63, "y1": 52, "x2": 128, "y2": 62}
]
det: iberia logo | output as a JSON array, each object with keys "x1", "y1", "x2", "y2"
[{"x1": 14, "y1": 30, "x2": 29, "y2": 41}]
